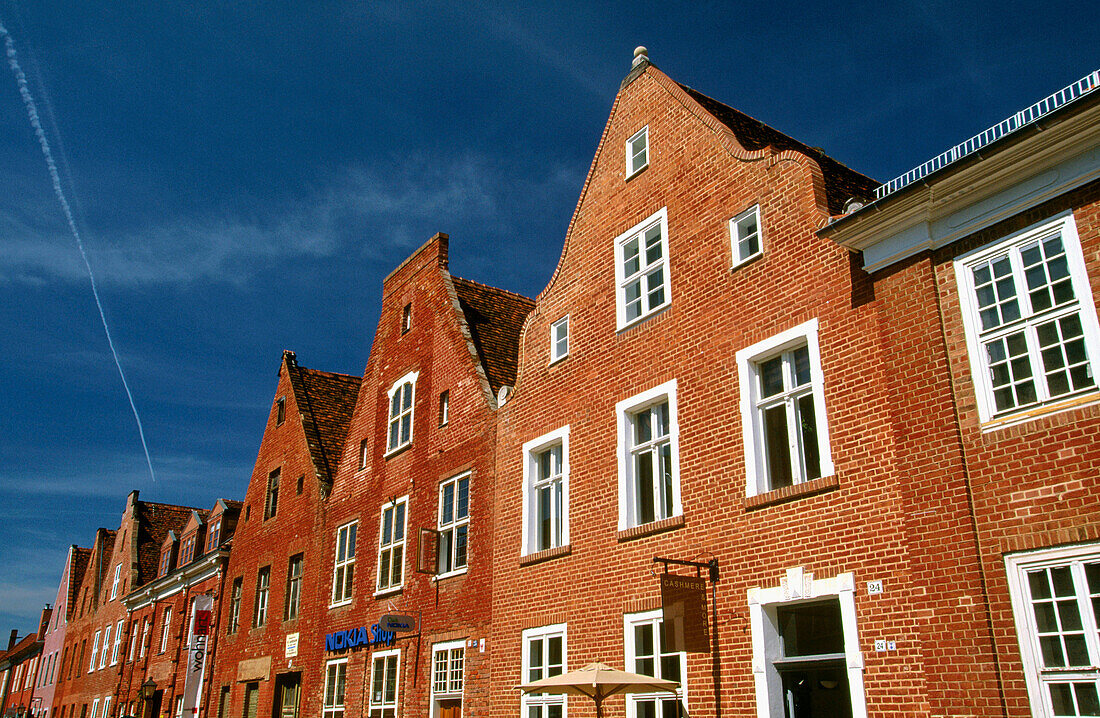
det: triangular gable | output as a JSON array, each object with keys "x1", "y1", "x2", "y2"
[{"x1": 283, "y1": 350, "x2": 361, "y2": 490}]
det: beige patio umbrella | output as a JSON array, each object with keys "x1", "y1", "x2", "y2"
[{"x1": 517, "y1": 662, "x2": 679, "y2": 718}]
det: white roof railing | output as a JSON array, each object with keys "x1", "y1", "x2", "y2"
[{"x1": 875, "y1": 69, "x2": 1100, "y2": 200}]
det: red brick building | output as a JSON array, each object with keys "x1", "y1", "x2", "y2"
[
  {"x1": 1, "y1": 609, "x2": 51, "y2": 718},
  {"x1": 821, "y1": 70, "x2": 1100, "y2": 718},
  {"x1": 209, "y1": 351, "x2": 360, "y2": 718},
  {"x1": 315, "y1": 233, "x2": 531, "y2": 718},
  {"x1": 33, "y1": 546, "x2": 91, "y2": 718}
]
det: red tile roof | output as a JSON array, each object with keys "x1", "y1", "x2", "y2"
[
  {"x1": 678, "y1": 84, "x2": 880, "y2": 215},
  {"x1": 452, "y1": 276, "x2": 535, "y2": 393},
  {"x1": 134, "y1": 501, "x2": 200, "y2": 588},
  {"x1": 284, "y1": 351, "x2": 362, "y2": 486}
]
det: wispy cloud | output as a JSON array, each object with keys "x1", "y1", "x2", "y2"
[{"x1": 0, "y1": 153, "x2": 501, "y2": 288}]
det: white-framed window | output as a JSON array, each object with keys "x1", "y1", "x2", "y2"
[
  {"x1": 626, "y1": 126, "x2": 649, "y2": 178},
  {"x1": 550, "y1": 316, "x2": 569, "y2": 363},
  {"x1": 522, "y1": 624, "x2": 566, "y2": 718},
  {"x1": 89, "y1": 631, "x2": 100, "y2": 672},
  {"x1": 522, "y1": 426, "x2": 569, "y2": 555},
  {"x1": 359, "y1": 438, "x2": 369, "y2": 470},
  {"x1": 227, "y1": 578, "x2": 242, "y2": 633},
  {"x1": 401, "y1": 303, "x2": 412, "y2": 334},
  {"x1": 127, "y1": 621, "x2": 137, "y2": 662},
  {"x1": 437, "y1": 473, "x2": 470, "y2": 576},
  {"x1": 159, "y1": 607, "x2": 172, "y2": 653},
  {"x1": 369, "y1": 649, "x2": 400, "y2": 718},
  {"x1": 99, "y1": 623, "x2": 112, "y2": 668},
  {"x1": 285, "y1": 554, "x2": 303, "y2": 620},
  {"x1": 954, "y1": 212, "x2": 1100, "y2": 424},
  {"x1": 331, "y1": 521, "x2": 358, "y2": 606},
  {"x1": 322, "y1": 658, "x2": 348, "y2": 718},
  {"x1": 376, "y1": 497, "x2": 408, "y2": 593},
  {"x1": 1006, "y1": 543, "x2": 1100, "y2": 717},
  {"x1": 101, "y1": 696, "x2": 111, "y2": 718},
  {"x1": 736, "y1": 319, "x2": 834, "y2": 496},
  {"x1": 109, "y1": 564, "x2": 122, "y2": 600},
  {"x1": 139, "y1": 619, "x2": 150, "y2": 659},
  {"x1": 386, "y1": 371, "x2": 419, "y2": 454},
  {"x1": 90, "y1": 698, "x2": 99, "y2": 718},
  {"x1": 748, "y1": 567, "x2": 866, "y2": 718},
  {"x1": 110, "y1": 619, "x2": 123, "y2": 665},
  {"x1": 616, "y1": 380, "x2": 681, "y2": 530},
  {"x1": 431, "y1": 640, "x2": 465, "y2": 717},
  {"x1": 730, "y1": 205, "x2": 763, "y2": 268},
  {"x1": 615, "y1": 208, "x2": 670, "y2": 330},
  {"x1": 623, "y1": 610, "x2": 686, "y2": 718},
  {"x1": 438, "y1": 391, "x2": 450, "y2": 427},
  {"x1": 254, "y1": 566, "x2": 270, "y2": 627}
]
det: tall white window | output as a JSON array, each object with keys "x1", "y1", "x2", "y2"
[
  {"x1": 616, "y1": 381, "x2": 681, "y2": 530},
  {"x1": 89, "y1": 631, "x2": 100, "y2": 672},
  {"x1": 748, "y1": 568, "x2": 865, "y2": 718},
  {"x1": 1007, "y1": 544, "x2": 1100, "y2": 717},
  {"x1": 626, "y1": 126, "x2": 649, "y2": 178},
  {"x1": 331, "y1": 521, "x2": 358, "y2": 606},
  {"x1": 254, "y1": 567, "x2": 270, "y2": 627},
  {"x1": 99, "y1": 624, "x2": 111, "y2": 668},
  {"x1": 615, "y1": 208, "x2": 670, "y2": 330},
  {"x1": 139, "y1": 619, "x2": 150, "y2": 659},
  {"x1": 101, "y1": 696, "x2": 111, "y2": 718},
  {"x1": 522, "y1": 427, "x2": 569, "y2": 555},
  {"x1": 431, "y1": 640, "x2": 465, "y2": 717},
  {"x1": 376, "y1": 497, "x2": 407, "y2": 593},
  {"x1": 110, "y1": 619, "x2": 123, "y2": 665},
  {"x1": 109, "y1": 564, "x2": 122, "y2": 600},
  {"x1": 624, "y1": 610, "x2": 686, "y2": 718},
  {"x1": 736, "y1": 319, "x2": 834, "y2": 496},
  {"x1": 730, "y1": 205, "x2": 763, "y2": 267},
  {"x1": 90, "y1": 699, "x2": 99, "y2": 718},
  {"x1": 322, "y1": 658, "x2": 348, "y2": 718},
  {"x1": 522, "y1": 625, "x2": 566, "y2": 718},
  {"x1": 159, "y1": 607, "x2": 172, "y2": 653},
  {"x1": 550, "y1": 316, "x2": 569, "y2": 363},
  {"x1": 368, "y1": 650, "x2": 400, "y2": 718},
  {"x1": 955, "y1": 213, "x2": 1100, "y2": 423},
  {"x1": 437, "y1": 473, "x2": 470, "y2": 576},
  {"x1": 127, "y1": 622, "x2": 137, "y2": 662},
  {"x1": 386, "y1": 371, "x2": 418, "y2": 453}
]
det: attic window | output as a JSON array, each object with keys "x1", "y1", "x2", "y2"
[
  {"x1": 626, "y1": 126, "x2": 649, "y2": 178},
  {"x1": 439, "y1": 390, "x2": 450, "y2": 426},
  {"x1": 402, "y1": 303, "x2": 412, "y2": 334},
  {"x1": 276, "y1": 397, "x2": 286, "y2": 426},
  {"x1": 730, "y1": 205, "x2": 764, "y2": 268},
  {"x1": 265, "y1": 469, "x2": 280, "y2": 520}
]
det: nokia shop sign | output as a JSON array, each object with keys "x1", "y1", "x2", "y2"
[{"x1": 325, "y1": 624, "x2": 396, "y2": 652}]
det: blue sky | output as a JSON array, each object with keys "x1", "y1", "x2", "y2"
[{"x1": 0, "y1": 0, "x2": 1095, "y2": 632}]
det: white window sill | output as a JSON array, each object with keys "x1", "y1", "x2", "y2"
[
  {"x1": 617, "y1": 302, "x2": 670, "y2": 333},
  {"x1": 383, "y1": 443, "x2": 411, "y2": 459},
  {"x1": 979, "y1": 391, "x2": 1100, "y2": 433},
  {"x1": 328, "y1": 598, "x2": 353, "y2": 609},
  {"x1": 432, "y1": 567, "x2": 468, "y2": 582},
  {"x1": 730, "y1": 250, "x2": 764, "y2": 271},
  {"x1": 626, "y1": 162, "x2": 649, "y2": 181},
  {"x1": 373, "y1": 586, "x2": 403, "y2": 599},
  {"x1": 548, "y1": 353, "x2": 568, "y2": 367}
]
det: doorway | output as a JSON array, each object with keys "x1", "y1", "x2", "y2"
[{"x1": 272, "y1": 674, "x2": 300, "y2": 718}]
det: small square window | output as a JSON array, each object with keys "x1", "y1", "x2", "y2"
[
  {"x1": 275, "y1": 397, "x2": 286, "y2": 426},
  {"x1": 626, "y1": 126, "x2": 649, "y2": 178},
  {"x1": 550, "y1": 316, "x2": 569, "y2": 363},
  {"x1": 438, "y1": 391, "x2": 449, "y2": 427},
  {"x1": 401, "y1": 303, "x2": 412, "y2": 334},
  {"x1": 730, "y1": 205, "x2": 763, "y2": 267}
]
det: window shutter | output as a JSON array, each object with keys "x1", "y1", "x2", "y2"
[{"x1": 416, "y1": 528, "x2": 439, "y2": 574}]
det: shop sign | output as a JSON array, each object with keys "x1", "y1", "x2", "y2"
[
  {"x1": 182, "y1": 595, "x2": 213, "y2": 715},
  {"x1": 325, "y1": 623, "x2": 395, "y2": 652},
  {"x1": 285, "y1": 633, "x2": 299, "y2": 658},
  {"x1": 378, "y1": 614, "x2": 417, "y2": 633},
  {"x1": 660, "y1": 573, "x2": 710, "y2": 653}
]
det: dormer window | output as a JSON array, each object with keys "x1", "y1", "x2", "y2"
[
  {"x1": 180, "y1": 536, "x2": 195, "y2": 565},
  {"x1": 386, "y1": 371, "x2": 419, "y2": 454},
  {"x1": 275, "y1": 397, "x2": 286, "y2": 426},
  {"x1": 626, "y1": 126, "x2": 649, "y2": 178},
  {"x1": 158, "y1": 547, "x2": 173, "y2": 578},
  {"x1": 206, "y1": 520, "x2": 221, "y2": 552}
]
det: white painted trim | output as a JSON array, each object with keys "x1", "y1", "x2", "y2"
[
  {"x1": 521, "y1": 624, "x2": 568, "y2": 718},
  {"x1": 384, "y1": 370, "x2": 420, "y2": 455},
  {"x1": 550, "y1": 315, "x2": 570, "y2": 364},
  {"x1": 735, "y1": 319, "x2": 834, "y2": 496},
  {"x1": 368, "y1": 649, "x2": 402, "y2": 715},
  {"x1": 622, "y1": 609, "x2": 687, "y2": 718},
  {"x1": 626, "y1": 126, "x2": 650, "y2": 179},
  {"x1": 375, "y1": 495, "x2": 409, "y2": 593},
  {"x1": 521, "y1": 426, "x2": 570, "y2": 556},
  {"x1": 614, "y1": 207, "x2": 671, "y2": 331},
  {"x1": 615, "y1": 379, "x2": 681, "y2": 531},
  {"x1": 730, "y1": 204, "x2": 765, "y2": 269}
]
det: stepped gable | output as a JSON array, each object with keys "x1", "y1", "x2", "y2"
[
  {"x1": 67, "y1": 546, "x2": 92, "y2": 620},
  {"x1": 283, "y1": 351, "x2": 361, "y2": 485},
  {"x1": 134, "y1": 501, "x2": 202, "y2": 587},
  {"x1": 679, "y1": 83, "x2": 880, "y2": 215},
  {"x1": 452, "y1": 276, "x2": 535, "y2": 394}
]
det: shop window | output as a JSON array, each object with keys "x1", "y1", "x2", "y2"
[
  {"x1": 1007, "y1": 544, "x2": 1100, "y2": 717},
  {"x1": 369, "y1": 650, "x2": 400, "y2": 718},
  {"x1": 626, "y1": 126, "x2": 649, "y2": 178},
  {"x1": 730, "y1": 204, "x2": 763, "y2": 268},
  {"x1": 254, "y1": 567, "x2": 270, "y2": 627},
  {"x1": 748, "y1": 568, "x2": 865, "y2": 717},
  {"x1": 431, "y1": 641, "x2": 464, "y2": 718},
  {"x1": 624, "y1": 610, "x2": 686, "y2": 718},
  {"x1": 377, "y1": 498, "x2": 407, "y2": 593},
  {"x1": 284, "y1": 554, "x2": 303, "y2": 620},
  {"x1": 522, "y1": 427, "x2": 569, "y2": 555},
  {"x1": 322, "y1": 659, "x2": 347, "y2": 718},
  {"x1": 955, "y1": 213, "x2": 1100, "y2": 424},
  {"x1": 615, "y1": 208, "x2": 670, "y2": 330},
  {"x1": 522, "y1": 625, "x2": 566, "y2": 718},
  {"x1": 736, "y1": 319, "x2": 834, "y2": 496},
  {"x1": 616, "y1": 381, "x2": 681, "y2": 530},
  {"x1": 386, "y1": 371, "x2": 418, "y2": 454},
  {"x1": 331, "y1": 521, "x2": 358, "y2": 606},
  {"x1": 437, "y1": 473, "x2": 470, "y2": 576},
  {"x1": 550, "y1": 316, "x2": 569, "y2": 363}
]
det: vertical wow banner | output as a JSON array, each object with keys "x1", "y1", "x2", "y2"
[{"x1": 183, "y1": 595, "x2": 214, "y2": 715}]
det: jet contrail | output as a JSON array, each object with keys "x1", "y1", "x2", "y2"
[{"x1": 1, "y1": 18, "x2": 156, "y2": 483}]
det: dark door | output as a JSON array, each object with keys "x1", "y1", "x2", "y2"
[
  {"x1": 242, "y1": 684, "x2": 258, "y2": 718},
  {"x1": 145, "y1": 691, "x2": 162, "y2": 718},
  {"x1": 438, "y1": 699, "x2": 461, "y2": 718},
  {"x1": 272, "y1": 674, "x2": 299, "y2": 718}
]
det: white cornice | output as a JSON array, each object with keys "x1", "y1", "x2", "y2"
[
  {"x1": 123, "y1": 549, "x2": 227, "y2": 610},
  {"x1": 822, "y1": 99, "x2": 1100, "y2": 272}
]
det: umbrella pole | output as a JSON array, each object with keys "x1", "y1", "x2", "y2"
[{"x1": 595, "y1": 696, "x2": 603, "y2": 718}]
